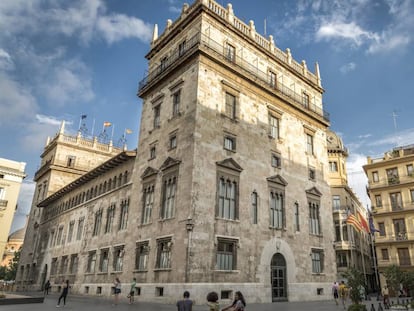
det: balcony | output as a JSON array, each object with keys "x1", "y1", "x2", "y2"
[{"x1": 138, "y1": 32, "x2": 329, "y2": 123}]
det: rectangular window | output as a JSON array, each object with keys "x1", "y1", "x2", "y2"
[
  {"x1": 302, "y1": 92, "x2": 310, "y2": 108},
  {"x1": 372, "y1": 171, "x2": 379, "y2": 182},
  {"x1": 218, "y1": 177, "x2": 237, "y2": 220},
  {"x1": 153, "y1": 105, "x2": 161, "y2": 128},
  {"x1": 178, "y1": 40, "x2": 186, "y2": 56},
  {"x1": 57, "y1": 226, "x2": 64, "y2": 245},
  {"x1": 269, "y1": 71, "x2": 277, "y2": 89},
  {"x1": 60, "y1": 256, "x2": 68, "y2": 274},
  {"x1": 169, "y1": 135, "x2": 177, "y2": 149},
  {"x1": 294, "y1": 202, "x2": 300, "y2": 232},
  {"x1": 375, "y1": 195, "x2": 382, "y2": 207},
  {"x1": 67, "y1": 221, "x2": 75, "y2": 243},
  {"x1": 113, "y1": 247, "x2": 124, "y2": 271},
  {"x1": 105, "y1": 205, "x2": 115, "y2": 233},
  {"x1": 225, "y1": 43, "x2": 235, "y2": 62},
  {"x1": 99, "y1": 249, "x2": 109, "y2": 273},
  {"x1": 407, "y1": 164, "x2": 413, "y2": 176},
  {"x1": 270, "y1": 191, "x2": 284, "y2": 229},
  {"x1": 150, "y1": 145, "x2": 156, "y2": 159},
  {"x1": 332, "y1": 195, "x2": 340, "y2": 211},
  {"x1": 386, "y1": 167, "x2": 399, "y2": 184},
  {"x1": 172, "y1": 90, "x2": 181, "y2": 117},
  {"x1": 51, "y1": 258, "x2": 58, "y2": 275},
  {"x1": 306, "y1": 134, "x2": 314, "y2": 155},
  {"x1": 311, "y1": 250, "x2": 324, "y2": 273},
  {"x1": 142, "y1": 185, "x2": 154, "y2": 224},
  {"x1": 390, "y1": 192, "x2": 403, "y2": 210},
  {"x1": 76, "y1": 217, "x2": 84, "y2": 240},
  {"x1": 309, "y1": 168, "x2": 316, "y2": 181},
  {"x1": 135, "y1": 242, "x2": 149, "y2": 271},
  {"x1": 378, "y1": 222, "x2": 386, "y2": 236},
  {"x1": 225, "y1": 92, "x2": 236, "y2": 119},
  {"x1": 393, "y1": 218, "x2": 406, "y2": 240},
  {"x1": 69, "y1": 254, "x2": 78, "y2": 274},
  {"x1": 335, "y1": 220, "x2": 341, "y2": 241},
  {"x1": 161, "y1": 176, "x2": 176, "y2": 219},
  {"x1": 411, "y1": 189, "x2": 414, "y2": 202},
  {"x1": 329, "y1": 161, "x2": 338, "y2": 172},
  {"x1": 118, "y1": 199, "x2": 129, "y2": 231},
  {"x1": 397, "y1": 248, "x2": 411, "y2": 266},
  {"x1": 93, "y1": 210, "x2": 102, "y2": 236},
  {"x1": 87, "y1": 251, "x2": 97, "y2": 273},
  {"x1": 271, "y1": 153, "x2": 281, "y2": 168},
  {"x1": 156, "y1": 238, "x2": 172, "y2": 269},
  {"x1": 381, "y1": 248, "x2": 389, "y2": 260},
  {"x1": 224, "y1": 136, "x2": 236, "y2": 151},
  {"x1": 269, "y1": 115, "x2": 279, "y2": 139},
  {"x1": 337, "y1": 253, "x2": 347, "y2": 268},
  {"x1": 216, "y1": 238, "x2": 237, "y2": 270},
  {"x1": 309, "y1": 201, "x2": 321, "y2": 235},
  {"x1": 67, "y1": 155, "x2": 76, "y2": 168},
  {"x1": 160, "y1": 56, "x2": 167, "y2": 71},
  {"x1": 251, "y1": 192, "x2": 258, "y2": 224}
]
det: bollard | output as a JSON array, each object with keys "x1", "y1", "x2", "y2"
[
  {"x1": 378, "y1": 302, "x2": 384, "y2": 311},
  {"x1": 370, "y1": 303, "x2": 375, "y2": 311}
]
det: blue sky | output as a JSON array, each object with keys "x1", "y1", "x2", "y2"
[{"x1": 1, "y1": 0, "x2": 414, "y2": 233}]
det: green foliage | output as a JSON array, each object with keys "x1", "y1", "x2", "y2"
[
  {"x1": 383, "y1": 265, "x2": 414, "y2": 296},
  {"x1": 0, "y1": 248, "x2": 20, "y2": 281},
  {"x1": 342, "y1": 268, "x2": 365, "y2": 304},
  {"x1": 0, "y1": 266, "x2": 6, "y2": 280},
  {"x1": 347, "y1": 304, "x2": 367, "y2": 311}
]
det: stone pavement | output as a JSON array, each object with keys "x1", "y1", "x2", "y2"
[{"x1": 0, "y1": 292, "x2": 399, "y2": 311}]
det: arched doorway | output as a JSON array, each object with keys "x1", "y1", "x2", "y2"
[{"x1": 271, "y1": 253, "x2": 287, "y2": 301}]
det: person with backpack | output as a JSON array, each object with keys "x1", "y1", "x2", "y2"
[
  {"x1": 339, "y1": 281, "x2": 347, "y2": 309},
  {"x1": 332, "y1": 281, "x2": 339, "y2": 305}
]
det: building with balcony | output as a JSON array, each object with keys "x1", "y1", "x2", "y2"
[
  {"x1": 0, "y1": 158, "x2": 26, "y2": 264},
  {"x1": 327, "y1": 130, "x2": 375, "y2": 290},
  {"x1": 16, "y1": 121, "x2": 124, "y2": 289},
  {"x1": 364, "y1": 144, "x2": 414, "y2": 285},
  {"x1": 132, "y1": 0, "x2": 334, "y2": 303}
]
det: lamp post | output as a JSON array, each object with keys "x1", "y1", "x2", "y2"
[{"x1": 185, "y1": 217, "x2": 194, "y2": 283}]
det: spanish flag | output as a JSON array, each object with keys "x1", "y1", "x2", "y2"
[
  {"x1": 103, "y1": 121, "x2": 112, "y2": 127},
  {"x1": 357, "y1": 211, "x2": 370, "y2": 233},
  {"x1": 125, "y1": 128, "x2": 133, "y2": 134}
]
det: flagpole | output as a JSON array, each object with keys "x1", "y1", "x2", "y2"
[
  {"x1": 360, "y1": 232, "x2": 367, "y2": 287},
  {"x1": 91, "y1": 118, "x2": 95, "y2": 137},
  {"x1": 78, "y1": 116, "x2": 82, "y2": 131},
  {"x1": 111, "y1": 124, "x2": 115, "y2": 142}
]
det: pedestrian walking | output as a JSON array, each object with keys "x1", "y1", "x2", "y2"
[
  {"x1": 206, "y1": 291, "x2": 220, "y2": 311},
  {"x1": 56, "y1": 279, "x2": 69, "y2": 308},
  {"x1": 382, "y1": 285, "x2": 390, "y2": 309},
  {"x1": 44, "y1": 280, "x2": 51, "y2": 295},
  {"x1": 222, "y1": 291, "x2": 246, "y2": 311},
  {"x1": 113, "y1": 277, "x2": 122, "y2": 305},
  {"x1": 332, "y1": 281, "x2": 339, "y2": 305},
  {"x1": 176, "y1": 290, "x2": 193, "y2": 311},
  {"x1": 339, "y1": 281, "x2": 347, "y2": 309},
  {"x1": 127, "y1": 277, "x2": 136, "y2": 304}
]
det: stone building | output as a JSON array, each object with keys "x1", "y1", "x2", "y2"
[
  {"x1": 327, "y1": 130, "x2": 374, "y2": 290},
  {"x1": 132, "y1": 0, "x2": 334, "y2": 303},
  {"x1": 364, "y1": 144, "x2": 414, "y2": 286},
  {"x1": 1, "y1": 227, "x2": 25, "y2": 267},
  {"x1": 0, "y1": 158, "x2": 26, "y2": 263},
  {"x1": 16, "y1": 0, "x2": 339, "y2": 304},
  {"x1": 16, "y1": 122, "x2": 124, "y2": 290}
]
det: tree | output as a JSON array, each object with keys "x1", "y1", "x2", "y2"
[
  {"x1": 0, "y1": 265, "x2": 6, "y2": 280},
  {"x1": 383, "y1": 265, "x2": 404, "y2": 296},
  {"x1": 342, "y1": 267, "x2": 365, "y2": 305},
  {"x1": 4, "y1": 248, "x2": 20, "y2": 281}
]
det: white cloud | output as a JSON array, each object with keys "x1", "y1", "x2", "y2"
[
  {"x1": 36, "y1": 114, "x2": 63, "y2": 126},
  {"x1": 346, "y1": 153, "x2": 370, "y2": 208},
  {"x1": 316, "y1": 22, "x2": 378, "y2": 46},
  {"x1": 0, "y1": 48, "x2": 14, "y2": 70},
  {"x1": 358, "y1": 134, "x2": 372, "y2": 139},
  {"x1": 340, "y1": 62, "x2": 356, "y2": 74},
  {"x1": 11, "y1": 180, "x2": 35, "y2": 232},
  {"x1": 367, "y1": 128, "x2": 414, "y2": 148},
  {"x1": 0, "y1": 74, "x2": 38, "y2": 126},
  {"x1": 367, "y1": 34, "x2": 410, "y2": 54}
]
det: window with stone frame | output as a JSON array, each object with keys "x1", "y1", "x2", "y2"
[
  {"x1": 155, "y1": 238, "x2": 172, "y2": 269},
  {"x1": 49, "y1": 230, "x2": 55, "y2": 247},
  {"x1": 378, "y1": 222, "x2": 386, "y2": 236},
  {"x1": 69, "y1": 254, "x2": 78, "y2": 274},
  {"x1": 57, "y1": 226, "x2": 64, "y2": 245},
  {"x1": 160, "y1": 175, "x2": 177, "y2": 220},
  {"x1": 269, "y1": 114, "x2": 279, "y2": 139},
  {"x1": 87, "y1": 251, "x2": 96, "y2": 273},
  {"x1": 153, "y1": 104, "x2": 161, "y2": 129},
  {"x1": 269, "y1": 70, "x2": 277, "y2": 89},
  {"x1": 172, "y1": 89, "x2": 181, "y2": 117},
  {"x1": 271, "y1": 152, "x2": 281, "y2": 168},
  {"x1": 67, "y1": 155, "x2": 76, "y2": 168},
  {"x1": 397, "y1": 248, "x2": 411, "y2": 266},
  {"x1": 251, "y1": 191, "x2": 258, "y2": 224},
  {"x1": 118, "y1": 198, "x2": 129, "y2": 230},
  {"x1": 225, "y1": 42, "x2": 236, "y2": 62},
  {"x1": 225, "y1": 92, "x2": 237, "y2": 119},
  {"x1": 306, "y1": 134, "x2": 314, "y2": 155},
  {"x1": 302, "y1": 91, "x2": 310, "y2": 108},
  {"x1": 105, "y1": 204, "x2": 115, "y2": 233},
  {"x1": 135, "y1": 241, "x2": 149, "y2": 271},
  {"x1": 372, "y1": 171, "x2": 379, "y2": 182},
  {"x1": 142, "y1": 183, "x2": 155, "y2": 225},
  {"x1": 375, "y1": 194, "x2": 382, "y2": 207},
  {"x1": 216, "y1": 159, "x2": 242, "y2": 221},
  {"x1": 113, "y1": 246, "x2": 125, "y2": 272},
  {"x1": 329, "y1": 161, "x2": 338, "y2": 172},
  {"x1": 381, "y1": 248, "x2": 389, "y2": 260},
  {"x1": 410, "y1": 189, "x2": 414, "y2": 203},
  {"x1": 92, "y1": 209, "x2": 103, "y2": 236},
  {"x1": 76, "y1": 217, "x2": 84, "y2": 240},
  {"x1": 407, "y1": 164, "x2": 414, "y2": 176},
  {"x1": 311, "y1": 249, "x2": 324, "y2": 273},
  {"x1": 150, "y1": 145, "x2": 156, "y2": 160},
  {"x1": 308, "y1": 167, "x2": 316, "y2": 181},
  {"x1": 169, "y1": 134, "x2": 177, "y2": 149},
  {"x1": 306, "y1": 188, "x2": 322, "y2": 236},
  {"x1": 390, "y1": 192, "x2": 403, "y2": 210},
  {"x1": 216, "y1": 237, "x2": 237, "y2": 271},
  {"x1": 60, "y1": 255, "x2": 69, "y2": 274},
  {"x1": 268, "y1": 175, "x2": 287, "y2": 229},
  {"x1": 294, "y1": 201, "x2": 300, "y2": 232},
  {"x1": 99, "y1": 248, "x2": 109, "y2": 272},
  {"x1": 51, "y1": 257, "x2": 58, "y2": 275},
  {"x1": 178, "y1": 40, "x2": 186, "y2": 57},
  {"x1": 224, "y1": 135, "x2": 236, "y2": 152},
  {"x1": 332, "y1": 195, "x2": 340, "y2": 210},
  {"x1": 386, "y1": 167, "x2": 399, "y2": 184}
]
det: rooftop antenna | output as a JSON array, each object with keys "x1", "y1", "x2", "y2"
[
  {"x1": 264, "y1": 18, "x2": 267, "y2": 36},
  {"x1": 392, "y1": 110, "x2": 400, "y2": 147}
]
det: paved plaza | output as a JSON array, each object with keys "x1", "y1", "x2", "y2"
[{"x1": 0, "y1": 292, "x2": 396, "y2": 311}]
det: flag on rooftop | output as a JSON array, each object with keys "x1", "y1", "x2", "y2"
[
  {"x1": 103, "y1": 121, "x2": 112, "y2": 127},
  {"x1": 125, "y1": 128, "x2": 133, "y2": 134},
  {"x1": 369, "y1": 216, "x2": 380, "y2": 234},
  {"x1": 81, "y1": 114, "x2": 87, "y2": 119}
]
